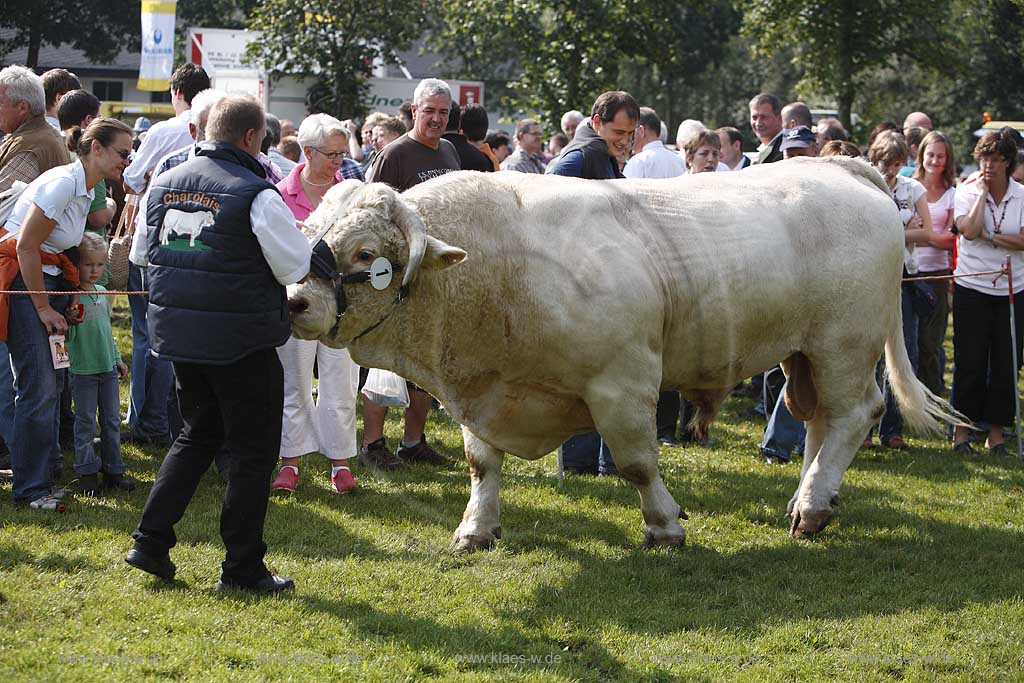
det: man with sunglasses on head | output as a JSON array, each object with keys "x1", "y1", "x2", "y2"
[{"x1": 361, "y1": 78, "x2": 461, "y2": 470}]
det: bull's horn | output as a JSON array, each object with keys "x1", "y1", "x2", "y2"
[{"x1": 391, "y1": 196, "x2": 427, "y2": 287}]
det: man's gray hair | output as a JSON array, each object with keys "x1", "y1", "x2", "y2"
[
  {"x1": 676, "y1": 119, "x2": 707, "y2": 148},
  {"x1": 205, "y1": 95, "x2": 265, "y2": 145},
  {"x1": 413, "y1": 78, "x2": 452, "y2": 108},
  {"x1": 0, "y1": 65, "x2": 46, "y2": 116},
  {"x1": 190, "y1": 88, "x2": 227, "y2": 127},
  {"x1": 560, "y1": 110, "x2": 584, "y2": 134},
  {"x1": 297, "y1": 113, "x2": 348, "y2": 152}
]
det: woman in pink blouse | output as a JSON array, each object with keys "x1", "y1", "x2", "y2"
[{"x1": 271, "y1": 114, "x2": 360, "y2": 494}]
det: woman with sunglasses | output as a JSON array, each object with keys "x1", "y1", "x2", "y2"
[
  {"x1": 271, "y1": 114, "x2": 365, "y2": 495},
  {"x1": 0, "y1": 116, "x2": 133, "y2": 511}
]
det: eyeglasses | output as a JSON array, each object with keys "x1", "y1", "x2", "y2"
[
  {"x1": 313, "y1": 147, "x2": 347, "y2": 161},
  {"x1": 111, "y1": 147, "x2": 131, "y2": 160}
]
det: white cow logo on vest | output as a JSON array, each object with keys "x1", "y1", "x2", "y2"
[{"x1": 160, "y1": 208, "x2": 215, "y2": 250}]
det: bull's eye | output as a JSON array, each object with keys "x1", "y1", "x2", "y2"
[{"x1": 356, "y1": 250, "x2": 374, "y2": 262}]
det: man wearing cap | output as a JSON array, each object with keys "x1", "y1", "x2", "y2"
[{"x1": 781, "y1": 126, "x2": 818, "y2": 159}]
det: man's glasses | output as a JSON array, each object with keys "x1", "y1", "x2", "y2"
[{"x1": 314, "y1": 147, "x2": 347, "y2": 161}]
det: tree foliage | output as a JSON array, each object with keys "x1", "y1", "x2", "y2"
[
  {"x1": 741, "y1": 0, "x2": 956, "y2": 130},
  {"x1": 429, "y1": 0, "x2": 738, "y2": 133},
  {"x1": 0, "y1": 0, "x2": 140, "y2": 68},
  {"x1": 246, "y1": 0, "x2": 424, "y2": 118}
]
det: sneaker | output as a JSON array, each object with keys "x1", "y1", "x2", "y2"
[
  {"x1": 215, "y1": 573, "x2": 294, "y2": 593},
  {"x1": 331, "y1": 467, "x2": 358, "y2": 494},
  {"x1": 103, "y1": 472, "x2": 137, "y2": 492},
  {"x1": 29, "y1": 494, "x2": 67, "y2": 512},
  {"x1": 77, "y1": 473, "x2": 101, "y2": 495},
  {"x1": 397, "y1": 439, "x2": 448, "y2": 466},
  {"x1": 271, "y1": 466, "x2": 299, "y2": 492},
  {"x1": 358, "y1": 438, "x2": 405, "y2": 471}
]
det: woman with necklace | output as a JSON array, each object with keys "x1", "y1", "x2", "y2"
[
  {"x1": 911, "y1": 132, "x2": 958, "y2": 397},
  {"x1": 951, "y1": 131, "x2": 1024, "y2": 456},
  {"x1": 271, "y1": 114, "x2": 364, "y2": 494},
  {"x1": 867, "y1": 131, "x2": 933, "y2": 450}
]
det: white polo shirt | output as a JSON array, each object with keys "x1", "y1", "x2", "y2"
[
  {"x1": 122, "y1": 110, "x2": 194, "y2": 193},
  {"x1": 4, "y1": 159, "x2": 93, "y2": 275},
  {"x1": 954, "y1": 176, "x2": 1024, "y2": 294},
  {"x1": 623, "y1": 141, "x2": 686, "y2": 179}
]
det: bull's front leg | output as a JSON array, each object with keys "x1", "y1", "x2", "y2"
[
  {"x1": 452, "y1": 426, "x2": 505, "y2": 551},
  {"x1": 587, "y1": 387, "x2": 686, "y2": 548}
]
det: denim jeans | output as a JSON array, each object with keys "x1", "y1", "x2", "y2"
[
  {"x1": 7, "y1": 272, "x2": 69, "y2": 502},
  {"x1": 760, "y1": 366, "x2": 805, "y2": 461},
  {"x1": 560, "y1": 431, "x2": 615, "y2": 475},
  {"x1": 880, "y1": 284, "x2": 919, "y2": 441},
  {"x1": 71, "y1": 370, "x2": 126, "y2": 476},
  {"x1": 0, "y1": 341, "x2": 14, "y2": 445},
  {"x1": 127, "y1": 265, "x2": 175, "y2": 439}
]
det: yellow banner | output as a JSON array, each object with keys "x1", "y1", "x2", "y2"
[{"x1": 138, "y1": 0, "x2": 177, "y2": 91}]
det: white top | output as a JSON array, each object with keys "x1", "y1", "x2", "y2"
[
  {"x1": 916, "y1": 186, "x2": 956, "y2": 273},
  {"x1": 954, "y1": 177, "x2": 1024, "y2": 294},
  {"x1": 122, "y1": 110, "x2": 194, "y2": 193},
  {"x1": 890, "y1": 175, "x2": 926, "y2": 274},
  {"x1": 4, "y1": 160, "x2": 93, "y2": 275},
  {"x1": 623, "y1": 141, "x2": 686, "y2": 179},
  {"x1": 130, "y1": 144, "x2": 195, "y2": 266},
  {"x1": 45, "y1": 115, "x2": 61, "y2": 131}
]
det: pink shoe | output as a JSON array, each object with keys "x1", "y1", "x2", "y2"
[
  {"x1": 272, "y1": 466, "x2": 299, "y2": 492},
  {"x1": 331, "y1": 467, "x2": 357, "y2": 494}
]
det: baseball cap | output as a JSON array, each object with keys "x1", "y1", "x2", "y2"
[
  {"x1": 780, "y1": 126, "x2": 815, "y2": 150},
  {"x1": 133, "y1": 116, "x2": 152, "y2": 133}
]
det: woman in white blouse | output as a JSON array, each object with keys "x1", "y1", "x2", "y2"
[
  {"x1": 1, "y1": 117, "x2": 133, "y2": 510},
  {"x1": 951, "y1": 131, "x2": 1024, "y2": 456},
  {"x1": 911, "y1": 132, "x2": 958, "y2": 396}
]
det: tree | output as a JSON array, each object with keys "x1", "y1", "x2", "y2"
[
  {"x1": 246, "y1": 0, "x2": 425, "y2": 118},
  {"x1": 741, "y1": 0, "x2": 956, "y2": 131},
  {"x1": 430, "y1": 0, "x2": 743, "y2": 134},
  {"x1": 0, "y1": 0, "x2": 140, "y2": 68}
]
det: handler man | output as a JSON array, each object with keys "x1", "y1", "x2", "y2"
[{"x1": 126, "y1": 95, "x2": 311, "y2": 593}]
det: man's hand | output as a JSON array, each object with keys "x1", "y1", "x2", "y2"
[{"x1": 116, "y1": 361, "x2": 129, "y2": 380}]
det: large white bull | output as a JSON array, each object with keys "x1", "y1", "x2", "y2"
[{"x1": 287, "y1": 157, "x2": 954, "y2": 550}]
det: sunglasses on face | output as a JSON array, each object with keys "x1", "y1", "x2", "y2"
[{"x1": 111, "y1": 147, "x2": 131, "y2": 160}]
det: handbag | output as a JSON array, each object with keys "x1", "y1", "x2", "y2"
[
  {"x1": 361, "y1": 368, "x2": 410, "y2": 407},
  {"x1": 106, "y1": 194, "x2": 138, "y2": 291}
]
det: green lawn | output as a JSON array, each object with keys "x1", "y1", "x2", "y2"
[{"x1": 1, "y1": 299, "x2": 1023, "y2": 682}]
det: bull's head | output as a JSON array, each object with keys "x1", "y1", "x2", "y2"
[{"x1": 288, "y1": 180, "x2": 467, "y2": 347}]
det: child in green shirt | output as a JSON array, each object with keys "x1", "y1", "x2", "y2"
[{"x1": 67, "y1": 233, "x2": 134, "y2": 494}]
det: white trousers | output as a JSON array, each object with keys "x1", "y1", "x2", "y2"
[{"x1": 277, "y1": 335, "x2": 359, "y2": 461}]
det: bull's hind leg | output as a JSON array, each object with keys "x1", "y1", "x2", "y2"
[
  {"x1": 452, "y1": 427, "x2": 505, "y2": 551},
  {"x1": 788, "y1": 413, "x2": 827, "y2": 516},
  {"x1": 789, "y1": 377, "x2": 883, "y2": 538},
  {"x1": 586, "y1": 384, "x2": 686, "y2": 548}
]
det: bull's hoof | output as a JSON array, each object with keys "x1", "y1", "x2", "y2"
[
  {"x1": 789, "y1": 505, "x2": 833, "y2": 539},
  {"x1": 640, "y1": 526, "x2": 687, "y2": 550},
  {"x1": 451, "y1": 525, "x2": 500, "y2": 552}
]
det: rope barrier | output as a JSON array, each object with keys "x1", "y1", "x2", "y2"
[{"x1": 0, "y1": 290, "x2": 148, "y2": 296}]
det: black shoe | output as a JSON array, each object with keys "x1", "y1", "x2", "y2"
[
  {"x1": 358, "y1": 438, "x2": 405, "y2": 471},
  {"x1": 125, "y1": 547, "x2": 176, "y2": 581},
  {"x1": 989, "y1": 443, "x2": 1010, "y2": 457},
  {"x1": 396, "y1": 438, "x2": 448, "y2": 466},
  {"x1": 77, "y1": 473, "x2": 101, "y2": 495},
  {"x1": 104, "y1": 473, "x2": 137, "y2": 492},
  {"x1": 952, "y1": 441, "x2": 973, "y2": 455},
  {"x1": 658, "y1": 435, "x2": 683, "y2": 447},
  {"x1": 216, "y1": 573, "x2": 294, "y2": 593}
]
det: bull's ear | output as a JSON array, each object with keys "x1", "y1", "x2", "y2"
[
  {"x1": 304, "y1": 180, "x2": 367, "y2": 240},
  {"x1": 420, "y1": 234, "x2": 467, "y2": 272}
]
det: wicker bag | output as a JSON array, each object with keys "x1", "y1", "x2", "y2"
[{"x1": 106, "y1": 194, "x2": 138, "y2": 291}]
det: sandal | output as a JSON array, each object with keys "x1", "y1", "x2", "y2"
[
  {"x1": 952, "y1": 441, "x2": 973, "y2": 455},
  {"x1": 989, "y1": 443, "x2": 1009, "y2": 457}
]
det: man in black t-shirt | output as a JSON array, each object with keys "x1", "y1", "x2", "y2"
[
  {"x1": 362, "y1": 78, "x2": 461, "y2": 468},
  {"x1": 441, "y1": 103, "x2": 494, "y2": 173}
]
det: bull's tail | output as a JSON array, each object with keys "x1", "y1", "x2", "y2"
[{"x1": 884, "y1": 307, "x2": 969, "y2": 435}]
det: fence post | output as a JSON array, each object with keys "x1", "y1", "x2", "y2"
[{"x1": 1005, "y1": 257, "x2": 1023, "y2": 461}]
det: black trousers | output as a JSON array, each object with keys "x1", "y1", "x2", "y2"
[
  {"x1": 655, "y1": 391, "x2": 697, "y2": 440},
  {"x1": 952, "y1": 283, "x2": 1024, "y2": 426},
  {"x1": 131, "y1": 348, "x2": 284, "y2": 584}
]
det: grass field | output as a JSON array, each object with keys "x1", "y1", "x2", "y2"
[{"x1": 1, "y1": 299, "x2": 1023, "y2": 682}]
